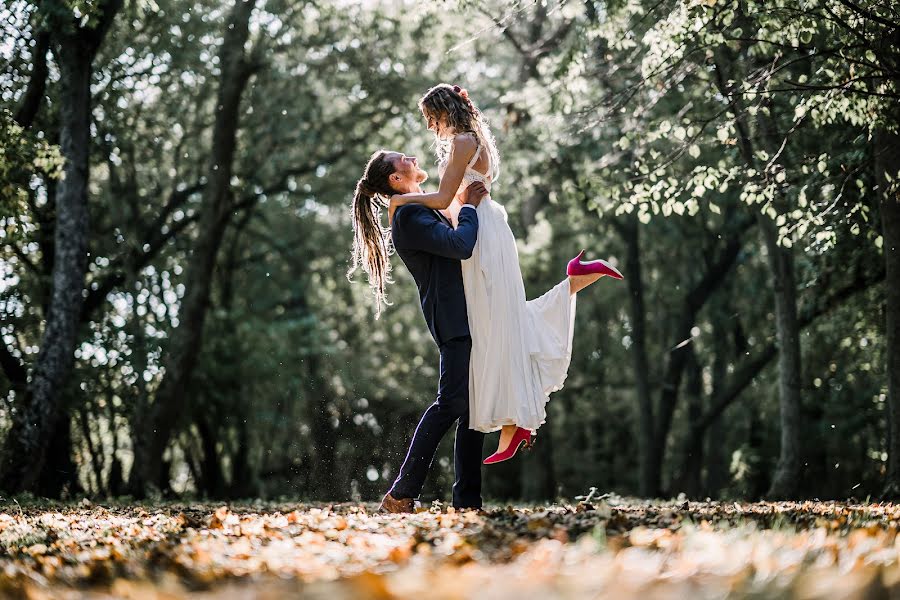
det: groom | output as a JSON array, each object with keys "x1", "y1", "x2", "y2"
[{"x1": 379, "y1": 152, "x2": 489, "y2": 512}]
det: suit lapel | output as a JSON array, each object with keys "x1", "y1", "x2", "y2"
[{"x1": 433, "y1": 209, "x2": 451, "y2": 227}]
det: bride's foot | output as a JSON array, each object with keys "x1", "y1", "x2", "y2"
[
  {"x1": 567, "y1": 250, "x2": 623, "y2": 294},
  {"x1": 495, "y1": 425, "x2": 518, "y2": 454},
  {"x1": 484, "y1": 426, "x2": 534, "y2": 465},
  {"x1": 568, "y1": 273, "x2": 602, "y2": 295}
]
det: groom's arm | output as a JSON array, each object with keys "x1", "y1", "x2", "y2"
[{"x1": 393, "y1": 205, "x2": 478, "y2": 260}]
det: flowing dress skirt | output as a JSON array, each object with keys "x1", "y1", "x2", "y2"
[{"x1": 461, "y1": 196, "x2": 576, "y2": 433}]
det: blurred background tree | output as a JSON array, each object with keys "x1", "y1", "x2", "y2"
[{"x1": 0, "y1": 0, "x2": 895, "y2": 502}]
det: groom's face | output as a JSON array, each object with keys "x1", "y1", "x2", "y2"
[{"x1": 387, "y1": 151, "x2": 428, "y2": 193}]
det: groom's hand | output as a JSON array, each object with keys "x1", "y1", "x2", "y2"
[{"x1": 461, "y1": 181, "x2": 488, "y2": 207}]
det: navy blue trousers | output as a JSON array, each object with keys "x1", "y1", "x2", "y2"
[{"x1": 389, "y1": 336, "x2": 485, "y2": 508}]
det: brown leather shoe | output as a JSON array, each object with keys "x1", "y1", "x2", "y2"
[{"x1": 380, "y1": 492, "x2": 415, "y2": 514}]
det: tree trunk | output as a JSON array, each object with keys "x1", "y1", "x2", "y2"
[
  {"x1": 230, "y1": 415, "x2": 257, "y2": 498},
  {"x1": 619, "y1": 218, "x2": 656, "y2": 497},
  {"x1": 196, "y1": 415, "x2": 224, "y2": 498},
  {"x1": 711, "y1": 56, "x2": 804, "y2": 499},
  {"x1": 675, "y1": 349, "x2": 704, "y2": 498},
  {"x1": 0, "y1": 5, "x2": 121, "y2": 491},
  {"x1": 128, "y1": 0, "x2": 258, "y2": 496},
  {"x1": 762, "y1": 218, "x2": 804, "y2": 498},
  {"x1": 14, "y1": 30, "x2": 50, "y2": 128},
  {"x1": 705, "y1": 321, "x2": 731, "y2": 498},
  {"x1": 34, "y1": 414, "x2": 82, "y2": 498},
  {"x1": 747, "y1": 409, "x2": 769, "y2": 498},
  {"x1": 878, "y1": 128, "x2": 900, "y2": 497},
  {"x1": 106, "y1": 391, "x2": 125, "y2": 496},
  {"x1": 79, "y1": 407, "x2": 105, "y2": 495}
]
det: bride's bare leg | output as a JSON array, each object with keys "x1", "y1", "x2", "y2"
[
  {"x1": 496, "y1": 424, "x2": 518, "y2": 452},
  {"x1": 568, "y1": 273, "x2": 602, "y2": 295}
]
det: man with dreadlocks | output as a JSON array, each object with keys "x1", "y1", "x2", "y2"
[
  {"x1": 348, "y1": 148, "x2": 490, "y2": 512},
  {"x1": 351, "y1": 84, "x2": 622, "y2": 512}
]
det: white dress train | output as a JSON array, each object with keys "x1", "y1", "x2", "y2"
[{"x1": 441, "y1": 139, "x2": 576, "y2": 434}]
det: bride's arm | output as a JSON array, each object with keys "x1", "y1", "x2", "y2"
[{"x1": 390, "y1": 134, "x2": 477, "y2": 211}]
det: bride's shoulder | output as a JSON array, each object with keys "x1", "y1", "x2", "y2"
[
  {"x1": 452, "y1": 132, "x2": 478, "y2": 150},
  {"x1": 451, "y1": 132, "x2": 478, "y2": 159}
]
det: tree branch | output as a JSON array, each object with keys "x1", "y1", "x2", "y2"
[
  {"x1": 80, "y1": 207, "x2": 201, "y2": 321},
  {"x1": 233, "y1": 147, "x2": 357, "y2": 211},
  {"x1": 693, "y1": 265, "x2": 886, "y2": 434},
  {"x1": 14, "y1": 30, "x2": 50, "y2": 129},
  {"x1": 653, "y1": 212, "x2": 754, "y2": 445},
  {"x1": 536, "y1": 20, "x2": 574, "y2": 57},
  {"x1": 836, "y1": 0, "x2": 900, "y2": 30}
]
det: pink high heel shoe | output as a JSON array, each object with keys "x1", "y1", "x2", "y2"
[
  {"x1": 483, "y1": 427, "x2": 534, "y2": 465},
  {"x1": 566, "y1": 250, "x2": 624, "y2": 279}
]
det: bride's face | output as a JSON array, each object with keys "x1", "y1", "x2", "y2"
[
  {"x1": 387, "y1": 152, "x2": 428, "y2": 193},
  {"x1": 424, "y1": 110, "x2": 452, "y2": 139}
]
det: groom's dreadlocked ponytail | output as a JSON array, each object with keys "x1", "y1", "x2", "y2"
[{"x1": 348, "y1": 150, "x2": 397, "y2": 318}]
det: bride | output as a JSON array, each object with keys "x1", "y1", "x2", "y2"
[{"x1": 392, "y1": 83, "x2": 622, "y2": 464}]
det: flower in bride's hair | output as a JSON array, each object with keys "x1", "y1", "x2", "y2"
[
  {"x1": 452, "y1": 84, "x2": 461, "y2": 93},
  {"x1": 459, "y1": 88, "x2": 469, "y2": 100}
]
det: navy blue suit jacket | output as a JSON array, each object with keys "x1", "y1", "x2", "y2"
[{"x1": 391, "y1": 204, "x2": 478, "y2": 346}]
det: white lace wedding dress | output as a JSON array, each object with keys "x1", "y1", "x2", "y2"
[{"x1": 440, "y1": 136, "x2": 576, "y2": 433}]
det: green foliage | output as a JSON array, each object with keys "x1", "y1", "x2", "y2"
[
  {"x1": 561, "y1": 0, "x2": 895, "y2": 251},
  {"x1": 0, "y1": 108, "x2": 62, "y2": 217}
]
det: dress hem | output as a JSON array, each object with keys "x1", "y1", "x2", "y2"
[{"x1": 471, "y1": 417, "x2": 547, "y2": 434}]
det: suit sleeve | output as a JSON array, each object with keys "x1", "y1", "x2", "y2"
[{"x1": 393, "y1": 205, "x2": 478, "y2": 260}]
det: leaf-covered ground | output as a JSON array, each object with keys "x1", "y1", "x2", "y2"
[{"x1": 2, "y1": 496, "x2": 900, "y2": 599}]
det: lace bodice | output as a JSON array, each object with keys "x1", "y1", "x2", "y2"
[{"x1": 438, "y1": 136, "x2": 492, "y2": 198}]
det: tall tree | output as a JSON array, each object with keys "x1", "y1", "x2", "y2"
[
  {"x1": 128, "y1": 0, "x2": 260, "y2": 495},
  {"x1": 709, "y1": 57, "x2": 804, "y2": 497},
  {"x1": 0, "y1": 0, "x2": 122, "y2": 493},
  {"x1": 878, "y1": 128, "x2": 900, "y2": 495}
]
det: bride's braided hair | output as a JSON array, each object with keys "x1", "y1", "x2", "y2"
[
  {"x1": 348, "y1": 150, "x2": 397, "y2": 317},
  {"x1": 419, "y1": 83, "x2": 500, "y2": 181}
]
